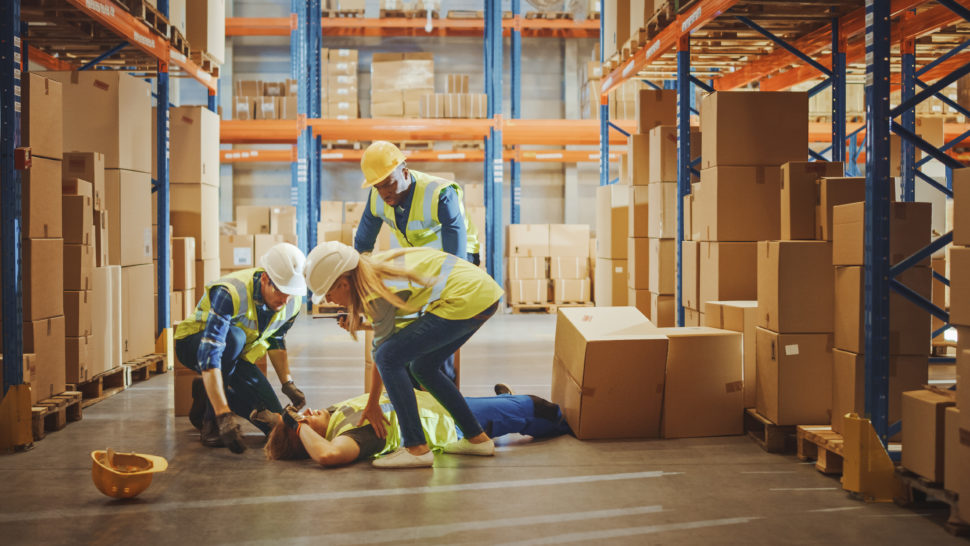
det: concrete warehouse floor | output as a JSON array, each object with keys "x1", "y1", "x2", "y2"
[{"x1": 0, "y1": 313, "x2": 963, "y2": 544}]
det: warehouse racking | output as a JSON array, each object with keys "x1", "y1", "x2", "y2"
[
  {"x1": 1, "y1": 0, "x2": 221, "y2": 396},
  {"x1": 598, "y1": 0, "x2": 969, "y2": 448}
]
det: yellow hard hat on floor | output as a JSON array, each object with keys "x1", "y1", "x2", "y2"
[
  {"x1": 91, "y1": 449, "x2": 168, "y2": 499},
  {"x1": 361, "y1": 140, "x2": 406, "y2": 188}
]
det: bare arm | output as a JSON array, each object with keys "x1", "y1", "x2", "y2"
[
  {"x1": 267, "y1": 349, "x2": 292, "y2": 384},
  {"x1": 358, "y1": 366, "x2": 389, "y2": 438},
  {"x1": 298, "y1": 423, "x2": 362, "y2": 467}
]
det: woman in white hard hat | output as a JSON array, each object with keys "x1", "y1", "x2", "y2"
[
  {"x1": 174, "y1": 243, "x2": 308, "y2": 453},
  {"x1": 304, "y1": 242, "x2": 503, "y2": 468}
]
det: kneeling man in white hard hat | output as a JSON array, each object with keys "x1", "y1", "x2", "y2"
[{"x1": 174, "y1": 243, "x2": 308, "y2": 453}]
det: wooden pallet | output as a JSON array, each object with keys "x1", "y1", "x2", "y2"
[
  {"x1": 67, "y1": 366, "x2": 129, "y2": 409},
  {"x1": 323, "y1": 140, "x2": 361, "y2": 150},
  {"x1": 117, "y1": 0, "x2": 171, "y2": 38},
  {"x1": 672, "y1": 0, "x2": 701, "y2": 14},
  {"x1": 31, "y1": 391, "x2": 83, "y2": 441},
  {"x1": 796, "y1": 425, "x2": 845, "y2": 475},
  {"x1": 323, "y1": 9, "x2": 365, "y2": 18},
  {"x1": 454, "y1": 140, "x2": 484, "y2": 150},
  {"x1": 525, "y1": 11, "x2": 573, "y2": 20},
  {"x1": 125, "y1": 353, "x2": 168, "y2": 384},
  {"x1": 447, "y1": 10, "x2": 483, "y2": 19},
  {"x1": 170, "y1": 27, "x2": 190, "y2": 57},
  {"x1": 393, "y1": 140, "x2": 434, "y2": 150},
  {"x1": 743, "y1": 408, "x2": 796, "y2": 454},
  {"x1": 895, "y1": 468, "x2": 970, "y2": 536},
  {"x1": 509, "y1": 302, "x2": 592, "y2": 314},
  {"x1": 190, "y1": 50, "x2": 221, "y2": 78},
  {"x1": 380, "y1": 9, "x2": 440, "y2": 19}
]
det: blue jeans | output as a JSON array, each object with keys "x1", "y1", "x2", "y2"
[
  {"x1": 465, "y1": 395, "x2": 572, "y2": 439},
  {"x1": 175, "y1": 327, "x2": 283, "y2": 434},
  {"x1": 373, "y1": 302, "x2": 498, "y2": 447}
]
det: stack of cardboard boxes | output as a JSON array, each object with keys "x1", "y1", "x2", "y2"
[
  {"x1": 595, "y1": 184, "x2": 628, "y2": 306},
  {"x1": 233, "y1": 79, "x2": 299, "y2": 120},
  {"x1": 579, "y1": 48, "x2": 603, "y2": 120},
  {"x1": 186, "y1": 0, "x2": 225, "y2": 66},
  {"x1": 550, "y1": 225, "x2": 592, "y2": 305},
  {"x1": 461, "y1": 182, "x2": 486, "y2": 270},
  {"x1": 506, "y1": 225, "x2": 592, "y2": 307},
  {"x1": 419, "y1": 74, "x2": 488, "y2": 119},
  {"x1": 321, "y1": 48, "x2": 360, "y2": 119},
  {"x1": 371, "y1": 52, "x2": 434, "y2": 118},
  {"x1": 225, "y1": 206, "x2": 299, "y2": 275},
  {"x1": 171, "y1": 238, "x2": 197, "y2": 323}
]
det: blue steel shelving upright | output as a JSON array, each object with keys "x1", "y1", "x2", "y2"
[
  {"x1": 484, "y1": 0, "x2": 504, "y2": 283},
  {"x1": 156, "y1": 0, "x2": 171, "y2": 337},
  {"x1": 509, "y1": 0, "x2": 522, "y2": 225},
  {"x1": 292, "y1": 0, "x2": 310, "y2": 257}
]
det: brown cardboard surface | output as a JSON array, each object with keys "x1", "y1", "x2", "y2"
[
  {"x1": 254, "y1": 234, "x2": 287, "y2": 265},
  {"x1": 94, "y1": 210, "x2": 108, "y2": 267},
  {"x1": 648, "y1": 238, "x2": 675, "y2": 295},
  {"x1": 683, "y1": 193, "x2": 693, "y2": 241},
  {"x1": 755, "y1": 328, "x2": 833, "y2": 426},
  {"x1": 23, "y1": 238, "x2": 65, "y2": 320},
  {"x1": 954, "y1": 168, "x2": 970, "y2": 246},
  {"x1": 944, "y1": 406, "x2": 961, "y2": 492},
  {"x1": 832, "y1": 201, "x2": 932, "y2": 266},
  {"x1": 170, "y1": 106, "x2": 220, "y2": 186},
  {"x1": 700, "y1": 91, "x2": 807, "y2": 169},
  {"x1": 704, "y1": 301, "x2": 759, "y2": 408},
  {"x1": 628, "y1": 185, "x2": 650, "y2": 238},
  {"x1": 220, "y1": 235, "x2": 255, "y2": 271},
  {"x1": 186, "y1": 0, "x2": 226, "y2": 64},
  {"x1": 650, "y1": 293, "x2": 675, "y2": 327},
  {"x1": 816, "y1": 177, "x2": 866, "y2": 241},
  {"x1": 681, "y1": 240, "x2": 700, "y2": 310},
  {"x1": 170, "y1": 291, "x2": 184, "y2": 324},
  {"x1": 685, "y1": 308, "x2": 703, "y2": 326},
  {"x1": 63, "y1": 243, "x2": 93, "y2": 292},
  {"x1": 550, "y1": 307, "x2": 667, "y2": 439},
  {"x1": 25, "y1": 73, "x2": 63, "y2": 160},
  {"x1": 634, "y1": 89, "x2": 676, "y2": 135},
  {"x1": 507, "y1": 224, "x2": 550, "y2": 257},
  {"x1": 594, "y1": 258, "x2": 628, "y2": 306},
  {"x1": 694, "y1": 166, "x2": 781, "y2": 242},
  {"x1": 63, "y1": 152, "x2": 105, "y2": 211},
  {"x1": 656, "y1": 327, "x2": 743, "y2": 438},
  {"x1": 270, "y1": 206, "x2": 298, "y2": 237},
  {"x1": 834, "y1": 266, "x2": 931, "y2": 355},
  {"x1": 507, "y1": 279, "x2": 548, "y2": 305},
  {"x1": 181, "y1": 288, "x2": 197, "y2": 319},
  {"x1": 23, "y1": 317, "x2": 65, "y2": 404},
  {"x1": 90, "y1": 267, "x2": 114, "y2": 376},
  {"x1": 64, "y1": 290, "x2": 92, "y2": 338},
  {"x1": 552, "y1": 279, "x2": 590, "y2": 304},
  {"x1": 831, "y1": 350, "x2": 928, "y2": 435},
  {"x1": 508, "y1": 256, "x2": 546, "y2": 280},
  {"x1": 647, "y1": 182, "x2": 678, "y2": 239},
  {"x1": 628, "y1": 237, "x2": 650, "y2": 289},
  {"x1": 956, "y1": 326, "x2": 970, "y2": 417},
  {"x1": 171, "y1": 183, "x2": 219, "y2": 260},
  {"x1": 901, "y1": 389, "x2": 956, "y2": 483},
  {"x1": 122, "y1": 264, "x2": 155, "y2": 362},
  {"x1": 236, "y1": 205, "x2": 271, "y2": 235},
  {"x1": 628, "y1": 133, "x2": 650, "y2": 186},
  {"x1": 549, "y1": 256, "x2": 588, "y2": 280},
  {"x1": 699, "y1": 242, "x2": 757, "y2": 306},
  {"x1": 62, "y1": 194, "x2": 94, "y2": 246},
  {"x1": 108, "y1": 265, "x2": 122, "y2": 370},
  {"x1": 781, "y1": 161, "x2": 843, "y2": 240},
  {"x1": 648, "y1": 125, "x2": 677, "y2": 184},
  {"x1": 757, "y1": 241, "x2": 834, "y2": 333},
  {"x1": 595, "y1": 185, "x2": 629, "y2": 259},
  {"x1": 319, "y1": 200, "x2": 344, "y2": 223},
  {"x1": 65, "y1": 335, "x2": 91, "y2": 384},
  {"x1": 105, "y1": 169, "x2": 152, "y2": 266},
  {"x1": 172, "y1": 237, "x2": 196, "y2": 290},
  {"x1": 344, "y1": 202, "x2": 366, "y2": 224},
  {"x1": 22, "y1": 156, "x2": 63, "y2": 239},
  {"x1": 628, "y1": 287, "x2": 651, "y2": 320},
  {"x1": 953, "y1": 249, "x2": 970, "y2": 326},
  {"x1": 549, "y1": 225, "x2": 590, "y2": 257}
]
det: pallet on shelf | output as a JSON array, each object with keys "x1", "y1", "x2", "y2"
[
  {"x1": 509, "y1": 302, "x2": 592, "y2": 315},
  {"x1": 117, "y1": 0, "x2": 171, "y2": 38},
  {"x1": 323, "y1": 140, "x2": 361, "y2": 150},
  {"x1": 393, "y1": 140, "x2": 434, "y2": 150},
  {"x1": 796, "y1": 425, "x2": 845, "y2": 475},
  {"x1": 170, "y1": 28, "x2": 190, "y2": 57},
  {"x1": 525, "y1": 11, "x2": 572, "y2": 20},
  {"x1": 31, "y1": 391, "x2": 83, "y2": 441},
  {"x1": 895, "y1": 468, "x2": 970, "y2": 537},
  {"x1": 743, "y1": 408, "x2": 796, "y2": 453},
  {"x1": 190, "y1": 50, "x2": 221, "y2": 79},
  {"x1": 380, "y1": 9, "x2": 440, "y2": 19},
  {"x1": 323, "y1": 9, "x2": 365, "y2": 18},
  {"x1": 447, "y1": 10, "x2": 483, "y2": 19}
]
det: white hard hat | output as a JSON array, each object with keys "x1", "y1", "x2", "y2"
[
  {"x1": 304, "y1": 241, "x2": 360, "y2": 305},
  {"x1": 259, "y1": 243, "x2": 307, "y2": 296}
]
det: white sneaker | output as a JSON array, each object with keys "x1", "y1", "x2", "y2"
[
  {"x1": 443, "y1": 438, "x2": 495, "y2": 456},
  {"x1": 372, "y1": 448, "x2": 434, "y2": 468}
]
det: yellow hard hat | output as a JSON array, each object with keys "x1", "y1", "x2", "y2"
[
  {"x1": 91, "y1": 449, "x2": 168, "y2": 499},
  {"x1": 361, "y1": 141, "x2": 406, "y2": 188}
]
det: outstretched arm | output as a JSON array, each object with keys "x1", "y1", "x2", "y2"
[{"x1": 298, "y1": 423, "x2": 362, "y2": 467}]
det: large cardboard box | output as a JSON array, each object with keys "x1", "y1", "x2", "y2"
[
  {"x1": 90, "y1": 266, "x2": 119, "y2": 376},
  {"x1": 647, "y1": 182, "x2": 678, "y2": 239},
  {"x1": 236, "y1": 205, "x2": 271, "y2": 235},
  {"x1": 953, "y1": 248, "x2": 970, "y2": 326},
  {"x1": 270, "y1": 206, "x2": 298, "y2": 237},
  {"x1": 755, "y1": 328, "x2": 833, "y2": 426},
  {"x1": 122, "y1": 264, "x2": 156, "y2": 361},
  {"x1": 635, "y1": 89, "x2": 676, "y2": 135},
  {"x1": 105, "y1": 169, "x2": 153, "y2": 266},
  {"x1": 64, "y1": 243, "x2": 93, "y2": 292},
  {"x1": 185, "y1": 0, "x2": 226, "y2": 64},
  {"x1": 629, "y1": 185, "x2": 650, "y2": 238},
  {"x1": 757, "y1": 241, "x2": 834, "y2": 333},
  {"x1": 681, "y1": 240, "x2": 700, "y2": 310},
  {"x1": 320, "y1": 200, "x2": 344, "y2": 223},
  {"x1": 549, "y1": 256, "x2": 588, "y2": 280},
  {"x1": 628, "y1": 133, "x2": 650, "y2": 186},
  {"x1": 596, "y1": 185, "x2": 629, "y2": 259},
  {"x1": 781, "y1": 161, "x2": 844, "y2": 240},
  {"x1": 657, "y1": 327, "x2": 743, "y2": 438},
  {"x1": 648, "y1": 238, "x2": 675, "y2": 295},
  {"x1": 65, "y1": 335, "x2": 91, "y2": 384},
  {"x1": 831, "y1": 350, "x2": 928, "y2": 435},
  {"x1": 694, "y1": 166, "x2": 781, "y2": 242},
  {"x1": 172, "y1": 237, "x2": 196, "y2": 290},
  {"x1": 23, "y1": 316, "x2": 65, "y2": 404},
  {"x1": 64, "y1": 290, "x2": 92, "y2": 338},
  {"x1": 508, "y1": 256, "x2": 545, "y2": 280},
  {"x1": 628, "y1": 237, "x2": 650, "y2": 289},
  {"x1": 507, "y1": 224, "x2": 550, "y2": 257},
  {"x1": 650, "y1": 292, "x2": 675, "y2": 327},
  {"x1": 628, "y1": 287, "x2": 651, "y2": 320},
  {"x1": 549, "y1": 225, "x2": 590, "y2": 257},
  {"x1": 832, "y1": 201, "x2": 932, "y2": 266},
  {"x1": 40, "y1": 71, "x2": 151, "y2": 172},
  {"x1": 171, "y1": 183, "x2": 219, "y2": 260},
  {"x1": 595, "y1": 258, "x2": 628, "y2": 306},
  {"x1": 24, "y1": 73, "x2": 63, "y2": 160},
  {"x1": 944, "y1": 406, "x2": 961, "y2": 492},
  {"x1": 834, "y1": 266, "x2": 930, "y2": 355},
  {"x1": 23, "y1": 238, "x2": 64, "y2": 320},
  {"x1": 816, "y1": 177, "x2": 866, "y2": 241},
  {"x1": 700, "y1": 91, "x2": 808, "y2": 169},
  {"x1": 901, "y1": 389, "x2": 956, "y2": 483},
  {"x1": 170, "y1": 106, "x2": 220, "y2": 186},
  {"x1": 220, "y1": 235, "x2": 255, "y2": 272},
  {"x1": 94, "y1": 210, "x2": 109, "y2": 267},
  {"x1": 63, "y1": 152, "x2": 105, "y2": 212},
  {"x1": 507, "y1": 279, "x2": 548, "y2": 305},
  {"x1": 552, "y1": 279, "x2": 590, "y2": 304},
  {"x1": 704, "y1": 301, "x2": 759, "y2": 408},
  {"x1": 699, "y1": 242, "x2": 757, "y2": 306},
  {"x1": 22, "y1": 156, "x2": 63, "y2": 239},
  {"x1": 62, "y1": 193, "x2": 93, "y2": 246},
  {"x1": 254, "y1": 234, "x2": 287, "y2": 264},
  {"x1": 551, "y1": 307, "x2": 668, "y2": 439},
  {"x1": 955, "y1": 326, "x2": 970, "y2": 416},
  {"x1": 954, "y1": 168, "x2": 970, "y2": 246}
]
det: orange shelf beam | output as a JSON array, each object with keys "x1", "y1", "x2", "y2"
[
  {"x1": 26, "y1": 46, "x2": 75, "y2": 71},
  {"x1": 225, "y1": 147, "x2": 625, "y2": 163},
  {"x1": 226, "y1": 16, "x2": 599, "y2": 38},
  {"x1": 222, "y1": 120, "x2": 304, "y2": 144}
]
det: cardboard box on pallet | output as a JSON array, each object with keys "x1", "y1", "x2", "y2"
[
  {"x1": 24, "y1": 73, "x2": 63, "y2": 160},
  {"x1": 94, "y1": 210, "x2": 108, "y2": 267},
  {"x1": 647, "y1": 182, "x2": 678, "y2": 239},
  {"x1": 756, "y1": 328, "x2": 833, "y2": 426},
  {"x1": 551, "y1": 307, "x2": 667, "y2": 439},
  {"x1": 780, "y1": 161, "x2": 844, "y2": 240},
  {"x1": 634, "y1": 89, "x2": 676, "y2": 135},
  {"x1": 62, "y1": 193, "x2": 94, "y2": 246},
  {"x1": 628, "y1": 238, "x2": 650, "y2": 289},
  {"x1": 832, "y1": 201, "x2": 931, "y2": 266},
  {"x1": 509, "y1": 257, "x2": 545, "y2": 280},
  {"x1": 648, "y1": 238, "x2": 675, "y2": 295},
  {"x1": 594, "y1": 258, "x2": 628, "y2": 306},
  {"x1": 507, "y1": 225, "x2": 550, "y2": 257},
  {"x1": 172, "y1": 237, "x2": 196, "y2": 291},
  {"x1": 91, "y1": 266, "x2": 119, "y2": 377},
  {"x1": 171, "y1": 183, "x2": 219, "y2": 260},
  {"x1": 65, "y1": 335, "x2": 91, "y2": 384},
  {"x1": 254, "y1": 97, "x2": 278, "y2": 120},
  {"x1": 700, "y1": 91, "x2": 808, "y2": 169},
  {"x1": 832, "y1": 350, "x2": 927, "y2": 435},
  {"x1": 23, "y1": 238, "x2": 65, "y2": 320},
  {"x1": 220, "y1": 235, "x2": 255, "y2": 272},
  {"x1": 816, "y1": 177, "x2": 866, "y2": 241},
  {"x1": 699, "y1": 242, "x2": 757, "y2": 306},
  {"x1": 834, "y1": 266, "x2": 931, "y2": 355},
  {"x1": 22, "y1": 156, "x2": 63, "y2": 239},
  {"x1": 694, "y1": 165, "x2": 781, "y2": 242},
  {"x1": 170, "y1": 291, "x2": 184, "y2": 323},
  {"x1": 24, "y1": 316, "x2": 66, "y2": 404},
  {"x1": 180, "y1": 288, "x2": 197, "y2": 319},
  {"x1": 628, "y1": 186, "x2": 650, "y2": 237},
  {"x1": 650, "y1": 293, "x2": 675, "y2": 327},
  {"x1": 683, "y1": 193, "x2": 694, "y2": 241},
  {"x1": 64, "y1": 243, "x2": 93, "y2": 292},
  {"x1": 105, "y1": 169, "x2": 153, "y2": 266},
  {"x1": 649, "y1": 125, "x2": 701, "y2": 184},
  {"x1": 270, "y1": 206, "x2": 298, "y2": 238},
  {"x1": 0, "y1": 354, "x2": 35, "y2": 401},
  {"x1": 757, "y1": 241, "x2": 834, "y2": 334},
  {"x1": 63, "y1": 152, "x2": 105, "y2": 212},
  {"x1": 954, "y1": 168, "x2": 970, "y2": 245},
  {"x1": 901, "y1": 389, "x2": 956, "y2": 483},
  {"x1": 681, "y1": 240, "x2": 700, "y2": 311},
  {"x1": 596, "y1": 185, "x2": 629, "y2": 259},
  {"x1": 549, "y1": 225, "x2": 590, "y2": 258},
  {"x1": 122, "y1": 264, "x2": 156, "y2": 362},
  {"x1": 549, "y1": 256, "x2": 588, "y2": 280},
  {"x1": 232, "y1": 97, "x2": 254, "y2": 120},
  {"x1": 64, "y1": 290, "x2": 92, "y2": 338},
  {"x1": 186, "y1": 0, "x2": 226, "y2": 64},
  {"x1": 628, "y1": 133, "x2": 650, "y2": 186},
  {"x1": 236, "y1": 205, "x2": 271, "y2": 235},
  {"x1": 507, "y1": 279, "x2": 548, "y2": 305},
  {"x1": 170, "y1": 106, "x2": 220, "y2": 186},
  {"x1": 703, "y1": 301, "x2": 759, "y2": 408},
  {"x1": 552, "y1": 279, "x2": 590, "y2": 304}
]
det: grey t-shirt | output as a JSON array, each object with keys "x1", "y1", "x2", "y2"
[{"x1": 370, "y1": 290, "x2": 412, "y2": 347}]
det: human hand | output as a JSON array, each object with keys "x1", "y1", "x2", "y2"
[
  {"x1": 216, "y1": 412, "x2": 246, "y2": 453},
  {"x1": 357, "y1": 402, "x2": 389, "y2": 438},
  {"x1": 282, "y1": 405, "x2": 306, "y2": 431},
  {"x1": 336, "y1": 313, "x2": 350, "y2": 332},
  {"x1": 282, "y1": 380, "x2": 306, "y2": 409}
]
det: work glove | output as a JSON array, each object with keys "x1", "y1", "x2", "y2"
[
  {"x1": 282, "y1": 404, "x2": 305, "y2": 431},
  {"x1": 282, "y1": 380, "x2": 306, "y2": 409},
  {"x1": 216, "y1": 412, "x2": 246, "y2": 454}
]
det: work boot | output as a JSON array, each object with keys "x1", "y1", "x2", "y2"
[
  {"x1": 189, "y1": 378, "x2": 206, "y2": 431},
  {"x1": 493, "y1": 383, "x2": 514, "y2": 396},
  {"x1": 217, "y1": 412, "x2": 247, "y2": 454},
  {"x1": 200, "y1": 415, "x2": 224, "y2": 448}
]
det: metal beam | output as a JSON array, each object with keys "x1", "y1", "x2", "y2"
[
  {"x1": 832, "y1": 17, "x2": 846, "y2": 163},
  {"x1": 78, "y1": 41, "x2": 128, "y2": 71},
  {"x1": 891, "y1": 121, "x2": 965, "y2": 171},
  {"x1": 890, "y1": 278, "x2": 949, "y2": 323},
  {"x1": 735, "y1": 15, "x2": 833, "y2": 78},
  {"x1": 890, "y1": 232, "x2": 952, "y2": 278},
  {"x1": 510, "y1": 0, "x2": 521, "y2": 225},
  {"x1": 676, "y1": 35, "x2": 691, "y2": 327},
  {"x1": 901, "y1": 29, "x2": 916, "y2": 202},
  {"x1": 889, "y1": 61, "x2": 970, "y2": 118},
  {"x1": 1, "y1": 0, "x2": 23, "y2": 394},
  {"x1": 936, "y1": 0, "x2": 970, "y2": 23}
]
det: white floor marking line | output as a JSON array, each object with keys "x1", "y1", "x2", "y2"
[
  {"x1": 739, "y1": 470, "x2": 797, "y2": 474},
  {"x1": 240, "y1": 505, "x2": 666, "y2": 545},
  {"x1": 863, "y1": 513, "x2": 931, "y2": 518},
  {"x1": 505, "y1": 516, "x2": 761, "y2": 545},
  {"x1": 769, "y1": 487, "x2": 840, "y2": 491},
  {"x1": 0, "y1": 470, "x2": 680, "y2": 523},
  {"x1": 809, "y1": 506, "x2": 863, "y2": 513}
]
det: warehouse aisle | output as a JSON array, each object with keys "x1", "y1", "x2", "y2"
[{"x1": 0, "y1": 313, "x2": 962, "y2": 544}]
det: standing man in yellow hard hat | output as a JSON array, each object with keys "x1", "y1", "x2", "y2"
[
  {"x1": 353, "y1": 141, "x2": 481, "y2": 385},
  {"x1": 174, "y1": 243, "x2": 308, "y2": 453}
]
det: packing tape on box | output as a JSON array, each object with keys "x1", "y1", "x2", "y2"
[{"x1": 725, "y1": 381, "x2": 742, "y2": 394}]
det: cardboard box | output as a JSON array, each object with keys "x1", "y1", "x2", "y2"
[
  {"x1": 253, "y1": 234, "x2": 286, "y2": 264},
  {"x1": 180, "y1": 288, "x2": 197, "y2": 318},
  {"x1": 596, "y1": 185, "x2": 629, "y2": 259},
  {"x1": 344, "y1": 202, "x2": 366, "y2": 224},
  {"x1": 508, "y1": 256, "x2": 545, "y2": 280},
  {"x1": 270, "y1": 206, "x2": 298, "y2": 237},
  {"x1": 507, "y1": 224, "x2": 550, "y2": 257},
  {"x1": 944, "y1": 406, "x2": 961, "y2": 492},
  {"x1": 635, "y1": 89, "x2": 676, "y2": 135},
  {"x1": 169, "y1": 106, "x2": 220, "y2": 186},
  {"x1": 694, "y1": 166, "x2": 781, "y2": 241},
  {"x1": 757, "y1": 241, "x2": 834, "y2": 333},
  {"x1": 628, "y1": 186, "x2": 650, "y2": 237},
  {"x1": 681, "y1": 240, "x2": 700, "y2": 310},
  {"x1": 278, "y1": 96, "x2": 300, "y2": 120},
  {"x1": 40, "y1": 71, "x2": 151, "y2": 172},
  {"x1": 832, "y1": 201, "x2": 931, "y2": 266},
  {"x1": 953, "y1": 248, "x2": 970, "y2": 326},
  {"x1": 172, "y1": 237, "x2": 196, "y2": 290},
  {"x1": 704, "y1": 301, "x2": 759, "y2": 408},
  {"x1": 170, "y1": 291, "x2": 184, "y2": 323},
  {"x1": 236, "y1": 205, "x2": 271, "y2": 235},
  {"x1": 23, "y1": 238, "x2": 65, "y2": 320},
  {"x1": 834, "y1": 266, "x2": 931, "y2": 355},
  {"x1": 648, "y1": 238, "x2": 675, "y2": 295},
  {"x1": 781, "y1": 161, "x2": 843, "y2": 240},
  {"x1": 63, "y1": 243, "x2": 94, "y2": 292},
  {"x1": 22, "y1": 156, "x2": 63, "y2": 239},
  {"x1": 648, "y1": 125, "x2": 682, "y2": 183},
  {"x1": 320, "y1": 200, "x2": 344, "y2": 223},
  {"x1": 0, "y1": 354, "x2": 35, "y2": 404},
  {"x1": 628, "y1": 287, "x2": 651, "y2": 320},
  {"x1": 549, "y1": 256, "x2": 588, "y2": 280},
  {"x1": 23, "y1": 316, "x2": 66, "y2": 404},
  {"x1": 94, "y1": 210, "x2": 109, "y2": 267},
  {"x1": 549, "y1": 225, "x2": 590, "y2": 257},
  {"x1": 656, "y1": 327, "x2": 743, "y2": 438},
  {"x1": 699, "y1": 242, "x2": 757, "y2": 306},
  {"x1": 552, "y1": 279, "x2": 590, "y2": 304},
  {"x1": 64, "y1": 290, "x2": 92, "y2": 338},
  {"x1": 954, "y1": 168, "x2": 970, "y2": 246},
  {"x1": 122, "y1": 264, "x2": 156, "y2": 361},
  {"x1": 105, "y1": 169, "x2": 153, "y2": 266},
  {"x1": 62, "y1": 193, "x2": 94, "y2": 246},
  {"x1": 628, "y1": 238, "x2": 650, "y2": 289},
  {"x1": 685, "y1": 308, "x2": 702, "y2": 326},
  {"x1": 683, "y1": 193, "x2": 693, "y2": 241},
  {"x1": 650, "y1": 293, "x2": 676, "y2": 327},
  {"x1": 90, "y1": 266, "x2": 117, "y2": 376},
  {"x1": 63, "y1": 152, "x2": 105, "y2": 211},
  {"x1": 254, "y1": 97, "x2": 277, "y2": 120},
  {"x1": 831, "y1": 350, "x2": 928, "y2": 435},
  {"x1": 65, "y1": 335, "x2": 91, "y2": 384},
  {"x1": 551, "y1": 307, "x2": 667, "y2": 439},
  {"x1": 628, "y1": 133, "x2": 650, "y2": 186},
  {"x1": 700, "y1": 91, "x2": 808, "y2": 169},
  {"x1": 220, "y1": 235, "x2": 255, "y2": 271},
  {"x1": 816, "y1": 177, "x2": 866, "y2": 241},
  {"x1": 594, "y1": 258, "x2": 628, "y2": 306},
  {"x1": 171, "y1": 183, "x2": 219, "y2": 260},
  {"x1": 647, "y1": 182, "x2": 678, "y2": 239},
  {"x1": 232, "y1": 97, "x2": 253, "y2": 120},
  {"x1": 756, "y1": 328, "x2": 833, "y2": 425},
  {"x1": 185, "y1": 0, "x2": 226, "y2": 64},
  {"x1": 507, "y1": 279, "x2": 548, "y2": 305},
  {"x1": 901, "y1": 389, "x2": 956, "y2": 482},
  {"x1": 25, "y1": 73, "x2": 63, "y2": 160}
]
